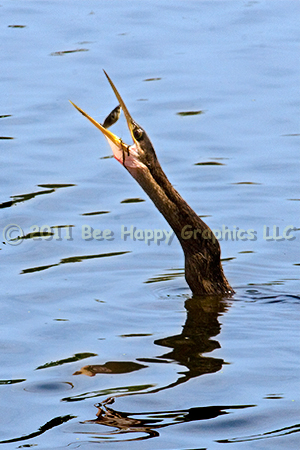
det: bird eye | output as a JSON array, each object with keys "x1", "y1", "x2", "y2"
[{"x1": 133, "y1": 127, "x2": 143, "y2": 141}]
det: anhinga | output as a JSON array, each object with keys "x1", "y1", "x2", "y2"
[{"x1": 70, "y1": 71, "x2": 233, "y2": 297}]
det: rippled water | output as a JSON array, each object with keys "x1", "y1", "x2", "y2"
[{"x1": 1, "y1": 1, "x2": 299, "y2": 449}]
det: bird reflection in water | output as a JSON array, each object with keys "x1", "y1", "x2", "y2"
[
  {"x1": 70, "y1": 295, "x2": 236, "y2": 440},
  {"x1": 73, "y1": 296, "x2": 229, "y2": 386},
  {"x1": 150, "y1": 296, "x2": 229, "y2": 386},
  {"x1": 83, "y1": 397, "x2": 253, "y2": 442}
]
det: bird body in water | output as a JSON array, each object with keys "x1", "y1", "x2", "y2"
[{"x1": 70, "y1": 72, "x2": 233, "y2": 297}]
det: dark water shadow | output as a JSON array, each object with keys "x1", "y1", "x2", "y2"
[
  {"x1": 195, "y1": 161, "x2": 225, "y2": 166},
  {"x1": 120, "y1": 197, "x2": 145, "y2": 204},
  {"x1": 217, "y1": 422, "x2": 300, "y2": 444},
  {"x1": 0, "y1": 378, "x2": 26, "y2": 385},
  {"x1": 0, "y1": 415, "x2": 76, "y2": 445},
  {"x1": 35, "y1": 352, "x2": 98, "y2": 370},
  {"x1": 50, "y1": 48, "x2": 89, "y2": 56},
  {"x1": 21, "y1": 251, "x2": 130, "y2": 274},
  {"x1": 0, "y1": 184, "x2": 76, "y2": 209}
]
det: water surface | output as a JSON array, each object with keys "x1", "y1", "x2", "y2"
[{"x1": 0, "y1": 1, "x2": 299, "y2": 449}]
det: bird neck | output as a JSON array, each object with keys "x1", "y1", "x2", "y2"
[{"x1": 128, "y1": 163, "x2": 233, "y2": 297}]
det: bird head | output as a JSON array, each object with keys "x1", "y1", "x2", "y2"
[{"x1": 70, "y1": 71, "x2": 157, "y2": 175}]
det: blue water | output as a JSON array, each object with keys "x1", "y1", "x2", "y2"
[{"x1": 0, "y1": 1, "x2": 299, "y2": 448}]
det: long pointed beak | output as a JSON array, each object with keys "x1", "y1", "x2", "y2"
[
  {"x1": 69, "y1": 100, "x2": 128, "y2": 153},
  {"x1": 103, "y1": 70, "x2": 136, "y2": 140}
]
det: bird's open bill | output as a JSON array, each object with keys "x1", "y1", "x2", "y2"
[{"x1": 70, "y1": 71, "x2": 141, "y2": 167}]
